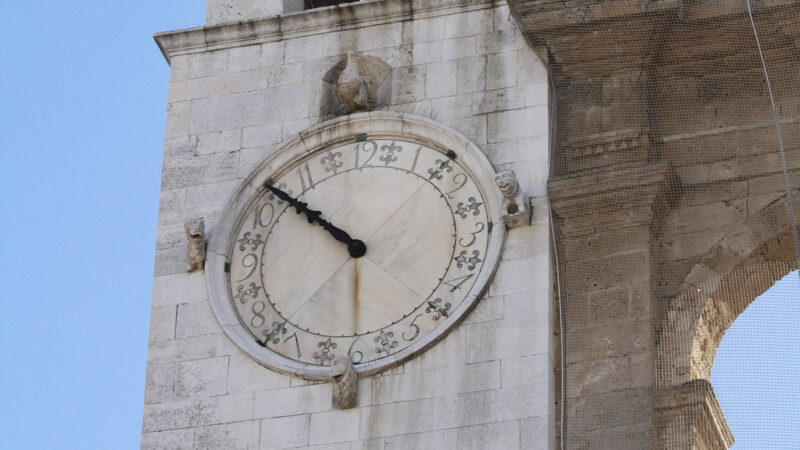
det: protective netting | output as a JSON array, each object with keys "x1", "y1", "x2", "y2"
[{"x1": 507, "y1": 1, "x2": 800, "y2": 448}]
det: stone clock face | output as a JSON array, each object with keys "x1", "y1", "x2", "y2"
[
  {"x1": 207, "y1": 114, "x2": 504, "y2": 379},
  {"x1": 229, "y1": 139, "x2": 489, "y2": 366}
]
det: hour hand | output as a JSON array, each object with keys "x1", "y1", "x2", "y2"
[{"x1": 264, "y1": 181, "x2": 367, "y2": 258}]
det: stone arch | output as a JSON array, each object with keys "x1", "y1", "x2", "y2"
[{"x1": 657, "y1": 195, "x2": 798, "y2": 387}]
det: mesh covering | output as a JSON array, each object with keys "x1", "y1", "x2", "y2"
[{"x1": 507, "y1": 1, "x2": 800, "y2": 448}]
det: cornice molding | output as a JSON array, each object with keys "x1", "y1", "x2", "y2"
[{"x1": 154, "y1": 0, "x2": 494, "y2": 63}]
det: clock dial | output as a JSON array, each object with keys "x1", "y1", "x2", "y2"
[{"x1": 227, "y1": 139, "x2": 489, "y2": 366}]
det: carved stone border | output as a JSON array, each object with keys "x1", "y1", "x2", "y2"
[{"x1": 206, "y1": 112, "x2": 505, "y2": 380}]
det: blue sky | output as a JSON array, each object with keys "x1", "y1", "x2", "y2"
[
  {"x1": 0, "y1": 1, "x2": 798, "y2": 449},
  {"x1": 0, "y1": 1, "x2": 203, "y2": 447}
]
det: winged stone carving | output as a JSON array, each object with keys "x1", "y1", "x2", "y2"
[{"x1": 329, "y1": 52, "x2": 391, "y2": 113}]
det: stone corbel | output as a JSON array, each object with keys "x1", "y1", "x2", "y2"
[
  {"x1": 495, "y1": 169, "x2": 532, "y2": 228},
  {"x1": 330, "y1": 356, "x2": 358, "y2": 409},
  {"x1": 185, "y1": 218, "x2": 206, "y2": 272}
]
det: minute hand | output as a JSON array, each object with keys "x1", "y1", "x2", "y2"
[{"x1": 264, "y1": 182, "x2": 367, "y2": 258}]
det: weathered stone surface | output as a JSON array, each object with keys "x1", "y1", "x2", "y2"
[{"x1": 147, "y1": 1, "x2": 553, "y2": 448}]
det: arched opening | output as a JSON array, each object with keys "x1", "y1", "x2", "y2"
[{"x1": 710, "y1": 270, "x2": 800, "y2": 448}]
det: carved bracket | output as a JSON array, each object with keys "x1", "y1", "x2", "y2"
[
  {"x1": 185, "y1": 218, "x2": 206, "y2": 272},
  {"x1": 330, "y1": 355, "x2": 358, "y2": 409},
  {"x1": 495, "y1": 169, "x2": 532, "y2": 228}
]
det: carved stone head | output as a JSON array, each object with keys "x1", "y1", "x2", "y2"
[{"x1": 495, "y1": 170, "x2": 520, "y2": 197}]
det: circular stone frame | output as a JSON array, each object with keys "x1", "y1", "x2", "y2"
[{"x1": 206, "y1": 112, "x2": 505, "y2": 380}]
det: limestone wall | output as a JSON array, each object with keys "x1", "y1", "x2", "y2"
[{"x1": 144, "y1": 1, "x2": 553, "y2": 448}]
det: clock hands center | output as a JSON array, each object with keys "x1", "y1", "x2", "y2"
[{"x1": 264, "y1": 181, "x2": 367, "y2": 258}]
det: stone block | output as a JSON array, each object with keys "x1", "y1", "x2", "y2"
[
  {"x1": 149, "y1": 305, "x2": 176, "y2": 342},
  {"x1": 261, "y1": 414, "x2": 310, "y2": 448},
  {"x1": 154, "y1": 245, "x2": 187, "y2": 277},
  {"x1": 310, "y1": 409, "x2": 361, "y2": 445},
  {"x1": 587, "y1": 287, "x2": 629, "y2": 322},
  {"x1": 502, "y1": 223, "x2": 550, "y2": 260},
  {"x1": 190, "y1": 85, "x2": 309, "y2": 134},
  {"x1": 441, "y1": 36, "x2": 476, "y2": 61},
  {"x1": 477, "y1": 30, "x2": 526, "y2": 55},
  {"x1": 466, "y1": 313, "x2": 549, "y2": 363},
  {"x1": 147, "y1": 334, "x2": 218, "y2": 365},
  {"x1": 501, "y1": 353, "x2": 552, "y2": 389},
  {"x1": 525, "y1": 81, "x2": 548, "y2": 107},
  {"x1": 521, "y1": 415, "x2": 551, "y2": 450},
  {"x1": 165, "y1": 101, "x2": 191, "y2": 139},
  {"x1": 566, "y1": 353, "x2": 651, "y2": 396},
  {"x1": 564, "y1": 320, "x2": 651, "y2": 364},
  {"x1": 239, "y1": 146, "x2": 280, "y2": 178},
  {"x1": 462, "y1": 294, "x2": 503, "y2": 324},
  {"x1": 161, "y1": 152, "x2": 239, "y2": 190},
  {"x1": 141, "y1": 428, "x2": 194, "y2": 450},
  {"x1": 425, "y1": 61, "x2": 458, "y2": 99},
  {"x1": 285, "y1": 33, "x2": 335, "y2": 64},
  {"x1": 163, "y1": 135, "x2": 197, "y2": 159},
  {"x1": 227, "y1": 353, "x2": 290, "y2": 394},
  {"x1": 263, "y1": 63, "x2": 304, "y2": 88},
  {"x1": 457, "y1": 420, "x2": 520, "y2": 450},
  {"x1": 392, "y1": 65, "x2": 426, "y2": 104},
  {"x1": 196, "y1": 129, "x2": 241, "y2": 155},
  {"x1": 174, "y1": 356, "x2": 229, "y2": 400},
  {"x1": 489, "y1": 254, "x2": 550, "y2": 296},
  {"x1": 261, "y1": 41, "x2": 285, "y2": 68},
  {"x1": 189, "y1": 50, "x2": 228, "y2": 79},
  {"x1": 176, "y1": 301, "x2": 221, "y2": 338},
  {"x1": 453, "y1": 115, "x2": 487, "y2": 145},
  {"x1": 254, "y1": 384, "x2": 332, "y2": 417},
  {"x1": 228, "y1": 45, "x2": 262, "y2": 73},
  {"x1": 194, "y1": 420, "x2": 260, "y2": 449},
  {"x1": 487, "y1": 52, "x2": 517, "y2": 90},
  {"x1": 168, "y1": 68, "x2": 271, "y2": 103},
  {"x1": 433, "y1": 383, "x2": 549, "y2": 429},
  {"x1": 493, "y1": 4, "x2": 516, "y2": 32},
  {"x1": 359, "y1": 398, "x2": 435, "y2": 438},
  {"x1": 401, "y1": 325, "x2": 466, "y2": 373},
  {"x1": 142, "y1": 392, "x2": 254, "y2": 432},
  {"x1": 169, "y1": 54, "x2": 190, "y2": 83},
  {"x1": 504, "y1": 289, "x2": 551, "y2": 319},
  {"x1": 372, "y1": 361, "x2": 500, "y2": 404},
  {"x1": 413, "y1": 41, "x2": 442, "y2": 65},
  {"x1": 158, "y1": 188, "x2": 186, "y2": 216},
  {"x1": 444, "y1": 9, "x2": 492, "y2": 39},
  {"x1": 488, "y1": 106, "x2": 549, "y2": 143},
  {"x1": 144, "y1": 362, "x2": 176, "y2": 404},
  {"x1": 402, "y1": 15, "x2": 447, "y2": 44},
  {"x1": 472, "y1": 86, "x2": 527, "y2": 114},
  {"x1": 242, "y1": 123, "x2": 283, "y2": 149},
  {"x1": 516, "y1": 50, "x2": 548, "y2": 86},
  {"x1": 569, "y1": 387, "x2": 652, "y2": 430},
  {"x1": 184, "y1": 178, "x2": 241, "y2": 210},
  {"x1": 457, "y1": 56, "x2": 486, "y2": 94},
  {"x1": 152, "y1": 272, "x2": 208, "y2": 306},
  {"x1": 384, "y1": 429, "x2": 457, "y2": 450}
]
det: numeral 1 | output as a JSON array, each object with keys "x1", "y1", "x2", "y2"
[{"x1": 411, "y1": 146, "x2": 422, "y2": 171}]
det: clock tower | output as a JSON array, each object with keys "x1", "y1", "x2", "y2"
[{"x1": 144, "y1": 0, "x2": 553, "y2": 447}]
